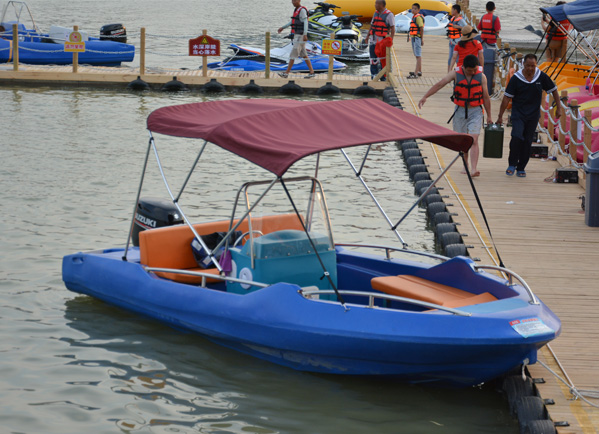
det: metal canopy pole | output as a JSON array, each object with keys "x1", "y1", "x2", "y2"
[
  {"x1": 175, "y1": 140, "x2": 208, "y2": 202},
  {"x1": 122, "y1": 133, "x2": 154, "y2": 261},
  {"x1": 340, "y1": 149, "x2": 407, "y2": 247},
  {"x1": 150, "y1": 135, "x2": 222, "y2": 272},
  {"x1": 393, "y1": 153, "x2": 461, "y2": 230}
]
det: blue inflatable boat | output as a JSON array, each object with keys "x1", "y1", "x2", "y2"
[
  {"x1": 0, "y1": 2, "x2": 134, "y2": 66},
  {"x1": 62, "y1": 99, "x2": 560, "y2": 387}
]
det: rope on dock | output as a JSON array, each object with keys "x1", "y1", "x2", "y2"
[{"x1": 538, "y1": 358, "x2": 599, "y2": 408}]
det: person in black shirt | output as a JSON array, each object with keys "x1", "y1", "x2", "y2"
[{"x1": 496, "y1": 53, "x2": 562, "y2": 177}]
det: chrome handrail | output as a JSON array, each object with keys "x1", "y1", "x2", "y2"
[
  {"x1": 474, "y1": 265, "x2": 539, "y2": 305},
  {"x1": 144, "y1": 266, "x2": 269, "y2": 289},
  {"x1": 300, "y1": 289, "x2": 472, "y2": 316},
  {"x1": 335, "y1": 242, "x2": 448, "y2": 262}
]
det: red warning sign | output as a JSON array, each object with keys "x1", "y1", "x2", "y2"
[
  {"x1": 189, "y1": 34, "x2": 220, "y2": 56},
  {"x1": 321, "y1": 39, "x2": 342, "y2": 55}
]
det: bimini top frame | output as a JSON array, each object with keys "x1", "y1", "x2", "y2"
[{"x1": 123, "y1": 99, "x2": 473, "y2": 273}]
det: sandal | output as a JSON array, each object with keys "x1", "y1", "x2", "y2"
[
  {"x1": 506, "y1": 166, "x2": 516, "y2": 176},
  {"x1": 516, "y1": 171, "x2": 526, "y2": 177}
]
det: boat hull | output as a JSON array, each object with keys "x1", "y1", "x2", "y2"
[
  {"x1": 0, "y1": 38, "x2": 135, "y2": 66},
  {"x1": 62, "y1": 247, "x2": 560, "y2": 387},
  {"x1": 207, "y1": 57, "x2": 346, "y2": 73}
]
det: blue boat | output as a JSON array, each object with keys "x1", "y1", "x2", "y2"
[
  {"x1": 0, "y1": 1, "x2": 134, "y2": 66},
  {"x1": 62, "y1": 99, "x2": 561, "y2": 387}
]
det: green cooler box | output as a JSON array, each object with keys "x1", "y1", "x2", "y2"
[{"x1": 483, "y1": 123, "x2": 504, "y2": 158}]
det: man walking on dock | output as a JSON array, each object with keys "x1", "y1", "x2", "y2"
[
  {"x1": 447, "y1": 4, "x2": 466, "y2": 67},
  {"x1": 496, "y1": 53, "x2": 562, "y2": 177},
  {"x1": 278, "y1": 0, "x2": 315, "y2": 78},
  {"x1": 364, "y1": 0, "x2": 395, "y2": 80},
  {"x1": 418, "y1": 55, "x2": 492, "y2": 177}
]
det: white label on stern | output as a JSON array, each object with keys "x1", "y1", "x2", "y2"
[{"x1": 510, "y1": 318, "x2": 553, "y2": 338}]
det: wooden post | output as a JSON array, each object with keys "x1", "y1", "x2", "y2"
[
  {"x1": 72, "y1": 25, "x2": 79, "y2": 74},
  {"x1": 569, "y1": 99, "x2": 579, "y2": 162},
  {"x1": 584, "y1": 109, "x2": 593, "y2": 163},
  {"x1": 500, "y1": 43, "x2": 510, "y2": 88},
  {"x1": 265, "y1": 32, "x2": 271, "y2": 79},
  {"x1": 327, "y1": 32, "x2": 335, "y2": 82},
  {"x1": 496, "y1": 37, "x2": 502, "y2": 49},
  {"x1": 202, "y1": 29, "x2": 208, "y2": 78},
  {"x1": 12, "y1": 24, "x2": 19, "y2": 71},
  {"x1": 558, "y1": 90, "x2": 568, "y2": 154},
  {"x1": 386, "y1": 45, "x2": 392, "y2": 74},
  {"x1": 140, "y1": 27, "x2": 146, "y2": 76},
  {"x1": 548, "y1": 93, "x2": 556, "y2": 145}
]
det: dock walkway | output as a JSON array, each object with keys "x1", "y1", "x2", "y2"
[{"x1": 390, "y1": 34, "x2": 599, "y2": 434}]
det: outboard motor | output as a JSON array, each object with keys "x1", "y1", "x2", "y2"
[
  {"x1": 131, "y1": 197, "x2": 183, "y2": 247},
  {"x1": 100, "y1": 23, "x2": 127, "y2": 43}
]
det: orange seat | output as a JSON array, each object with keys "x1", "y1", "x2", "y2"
[
  {"x1": 371, "y1": 275, "x2": 497, "y2": 308},
  {"x1": 139, "y1": 214, "x2": 303, "y2": 284}
]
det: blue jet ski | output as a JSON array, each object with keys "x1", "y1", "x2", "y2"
[{"x1": 207, "y1": 42, "x2": 346, "y2": 72}]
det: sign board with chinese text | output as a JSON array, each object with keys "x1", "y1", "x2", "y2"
[
  {"x1": 64, "y1": 31, "x2": 85, "y2": 52},
  {"x1": 321, "y1": 39, "x2": 342, "y2": 56},
  {"x1": 189, "y1": 34, "x2": 220, "y2": 56}
]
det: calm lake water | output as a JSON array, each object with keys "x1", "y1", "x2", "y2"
[{"x1": 0, "y1": 0, "x2": 554, "y2": 432}]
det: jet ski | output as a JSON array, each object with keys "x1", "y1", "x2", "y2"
[
  {"x1": 230, "y1": 38, "x2": 368, "y2": 63},
  {"x1": 308, "y1": 2, "x2": 364, "y2": 44},
  {"x1": 207, "y1": 43, "x2": 347, "y2": 72}
]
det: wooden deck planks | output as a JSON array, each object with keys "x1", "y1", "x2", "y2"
[
  {"x1": 0, "y1": 62, "x2": 378, "y2": 90},
  {"x1": 390, "y1": 34, "x2": 599, "y2": 434}
]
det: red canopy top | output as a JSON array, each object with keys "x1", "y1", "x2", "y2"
[{"x1": 147, "y1": 98, "x2": 472, "y2": 177}]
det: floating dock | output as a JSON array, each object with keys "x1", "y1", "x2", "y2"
[{"x1": 0, "y1": 63, "x2": 387, "y2": 92}]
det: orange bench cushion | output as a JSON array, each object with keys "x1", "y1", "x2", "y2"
[
  {"x1": 371, "y1": 275, "x2": 497, "y2": 308},
  {"x1": 139, "y1": 213, "x2": 303, "y2": 284}
]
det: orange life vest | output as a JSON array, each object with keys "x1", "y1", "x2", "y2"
[
  {"x1": 409, "y1": 13, "x2": 424, "y2": 37},
  {"x1": 370, "y1": 8, "x2": 393, "y2": 37},
  {"x1": 291, "y1": 6, "x2": 309, "y2": 35},
  {"x1": 547, "y1": 19, "x2": 570, "y2": 41},
  {"x1": 447, "y1": 16, "x2": 462, "y2": 39},
  {"x1": 479, "y1": 13, "x2": 498, "y2": 41},
  {"x1": 453, "y1": 66, "x2": 484, "y2": 117}
]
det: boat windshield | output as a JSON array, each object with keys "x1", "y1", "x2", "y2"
[{"x1": 229, "y1": 176, "x2": 335, "y2": 258}]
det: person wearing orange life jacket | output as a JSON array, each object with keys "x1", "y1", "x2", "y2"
[
  {"x1": 418, "y1": 55, "x2": 492, "y2": 177},
  {"x1": 477, "y1": 1, "x2": 501, "y2": 48},
  {"x1": 542, "y1": 2, "x2": 570, "y2": 63},
  {"x1": 407, "y1": 3, "x2": 424, "y2": 78},
  {"x1": 364, "y1": 0, "x2": 395, "y2": 80},
  {"x1": 447, "y1": 4, "x2": 466, "y2": 67},
  {"x1": 277, "y1": 0, "x2": 315, "y2": 79},
  {"x1": 448, "y1": 25, "x2": 484, "y2": 73}
]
